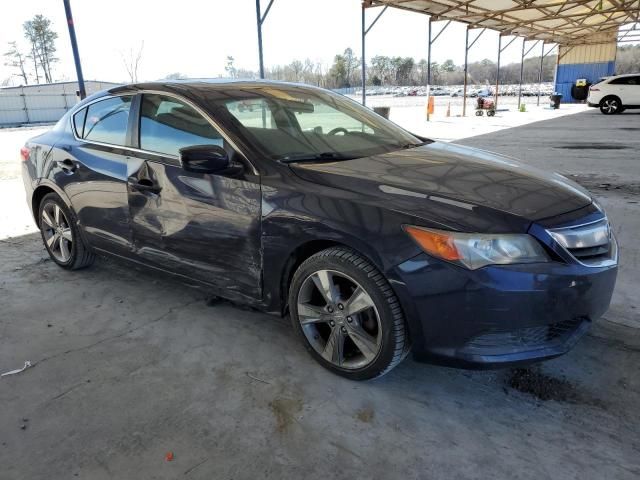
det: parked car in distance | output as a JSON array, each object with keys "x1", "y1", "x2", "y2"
[
  {"x1": 21, "y1": 80, "x2": 618, "y2": 380},
  {"x1": 587, "y1": 73, "x2": 640, "y2": 114}
]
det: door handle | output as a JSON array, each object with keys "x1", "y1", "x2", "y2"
[
  {"x1": 127, "y1": 177, "x2": 161, "y2": 194},
  {"x1": 56, "y1": 159, "x2": 77, "y2": 174}
]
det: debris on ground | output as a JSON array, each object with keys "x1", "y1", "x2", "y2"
[
  {"x1": 246, "y1": 372, "x2": 271, "y2": 385},
  {"x1": 1, "y1": 361, "x2": 33, "y2": 377},
  {"x1": 165, "y1": 452, "x2": 174, "y2": 462}
]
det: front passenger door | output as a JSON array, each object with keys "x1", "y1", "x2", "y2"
[{"x1": 126, "y1": 93, "x2": 262, "y2": 301}]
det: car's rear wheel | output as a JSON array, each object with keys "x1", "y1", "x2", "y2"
[
  {"x1": 289, "y1": 247, "x2": 410, "y2": 380},
  {"x1": 38, "y1": 192, "x2": 94, "y2": 269},
  {"x1": 600, "y1": 96, "x2": 621, "y2": 114}
]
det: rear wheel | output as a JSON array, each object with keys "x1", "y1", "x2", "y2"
[
  {"x1": 289, "y1": 247, "x2": 410, "y2": 380},
  {"x1": 600, "y1": 96, "x2": 621, "y2": 114},
  {"x1": 38, "y1": 193, "x2": 94, "y2": 270}
]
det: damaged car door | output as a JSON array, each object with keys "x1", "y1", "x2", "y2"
[{"x1": 126, "y1": 93, "x2": 262, "y2": 301}]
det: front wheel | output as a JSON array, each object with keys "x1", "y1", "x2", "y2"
[
  {"x1": 38, "y1": 192, "x2": 94, "y2": 270},
  {"x1": 289, "y1": 247, "x2": 410, "y2": 380}
]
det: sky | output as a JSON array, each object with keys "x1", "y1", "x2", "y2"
[{"x1": 0, "y1": 0, "x2": 585, "y2": 85}]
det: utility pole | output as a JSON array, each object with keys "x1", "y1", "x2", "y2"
[{"x1": 63, "y1": 0, "x2": 86, "y2": 99}]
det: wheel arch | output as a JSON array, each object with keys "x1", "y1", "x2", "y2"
[
  {"x1": 600, "y1": 94, "x2": 622, "y2": 106},
  {"x1": 276, "y1": 237, "x2": 386, "y2": 317},
  {"x1": 31, "y1": 182, "x2": 73, "y2": 227}
]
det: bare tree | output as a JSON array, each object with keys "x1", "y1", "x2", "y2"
[
  {"x1": 23, "y1": 15, "x2": 58, "y2": 83},
  {"x1": 4, "y1": 41, "x2": 29, "y2": 84},
  {"x1": 224, "y1": 56, "x2": 237, "y2": 78},
  {"x1": 122, "y1": 41, "x2": 144, "y2": 83}
]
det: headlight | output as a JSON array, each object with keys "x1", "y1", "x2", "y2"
[{"x1": 403, "y1": 226, "x2": 549, "y2": 270}]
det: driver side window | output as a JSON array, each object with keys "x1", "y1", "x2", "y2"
[{"x1": 139, "y1": 94, "x2": 224, "y2": 157}]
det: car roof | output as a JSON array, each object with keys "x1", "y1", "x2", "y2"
[
  {"x1": 107, "y1": 78, "x2": 322, "y2": 96},
  {"x1": 609, "y1": 73, "x2": 640, "y2": 79}
]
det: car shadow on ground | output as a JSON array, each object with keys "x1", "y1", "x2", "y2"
[{"x1": 1, "y1": 231, "x2": 639, "y2": 479}]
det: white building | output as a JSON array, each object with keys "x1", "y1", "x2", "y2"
[{"x1": 0, "y1": 81, "x2": 120, "y2": 127}]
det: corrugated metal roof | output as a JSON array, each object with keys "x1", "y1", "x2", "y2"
[{"x1": 366, "y1": 0, "x2": 640, "y2": 45}]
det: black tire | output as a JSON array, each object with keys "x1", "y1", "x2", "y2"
[
  {"x1": 38, "y1": 192, "x2": 94, "y2": 270},
  {"x1": 289, "y1": 247, "x2": 410, "y2": 380},
  {"x1": 599, "y1": 96, "x2": 621, "y2": 115}
]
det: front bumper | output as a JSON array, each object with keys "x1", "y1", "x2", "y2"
[{"x1": 387, "y1": 254, "x2": 617, "y2": 369}]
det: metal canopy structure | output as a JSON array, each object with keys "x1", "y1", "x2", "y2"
[{"x1": 367, "y1": 0, "x2": 640, "y2": 45}]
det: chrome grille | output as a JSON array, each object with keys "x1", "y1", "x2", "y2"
[{"x1": 547, "y1": 218, "x2": 617, "y2": 267}]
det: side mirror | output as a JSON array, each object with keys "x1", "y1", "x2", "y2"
[{"x1": 179, "y1": 145, "x2": 230, "y2": 174}]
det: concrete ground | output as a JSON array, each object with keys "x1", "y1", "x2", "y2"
[{"x1": 1, "y1": 109, "x2": 639, "y2": 479}]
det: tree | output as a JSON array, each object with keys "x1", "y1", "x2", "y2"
[
  {"x1": 615, "y1": 45, "x2": 640, "y2": 74},
  {"x1": 4, "y1": 41, "x2": 29, "y2": 84},
  {"x1": 329, "y1": 53, "x2": 348, "y2": 88},
  {"x1": 122, "y1": 41, "x2": 144, "y2": 83},
  {"x1": 163, "y1": 72, "x2": 187, "y2": 80},
  {"x1": 23, "y1": 14, "x2": 58, "y2": 83},
  {"x1": 289, "y1": 60, "x2": 304, "y2": 82},
  {"x1": 224, "y1": 56, "x2": 237, "y2": 78},
  {"x1": 342, "y1": 48, "x2": 360, "y2": 87},
  {"x1": 441, "y1": 59, "x2": 456, "y2": 72}
]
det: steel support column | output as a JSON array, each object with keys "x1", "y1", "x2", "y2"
[
  {"x1": 255, "y1": 0, "x2": 275, "y2": 79},
  {"x1": 462, "y1": 26, "x2": 469, "y2": 117},
  {"x1": 362, "y1": 5, "x2": 366, "y2": 105},
  {"x1": 426, "y1": 17, "x2": 432, "y2": 120},
  {"x1": 360, "y1": 4, "x2": 388, "y2": 106},
  {"x1": 62, "y1": 0, "x2": 86, "y2": 99},
  {"x1": 425, "y1": 19, "x2": 451, "y2": 121},
  {"x1": 462, "y1": 27, "x2": 486, "y2": 117},
  {"x1": 518, "y1": 39, "x2": 541, "y2": 109},
  {"x1": 495, "y1": 34, "x2": 502, "y2": 109},
  {"x1": 537, "y1": 41, "x2": 545, "y2": 106},
  {"x1": 517, "y1": 38, "x2": 526, "y2": 109}
]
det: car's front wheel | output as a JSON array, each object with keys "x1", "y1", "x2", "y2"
[
  {"x1": 289, "y1": 247, "x2": 410, "y2": 380},
  {"x1": 38, "y1": 192, "x2": 94, "y2": 269},
  {"x1": 600, "y1": 96, "x2": 622, "y2": 114}
]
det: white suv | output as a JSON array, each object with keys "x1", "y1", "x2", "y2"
[{"x1": 587, "y1": 73, "x2": 640, "y2": 114}]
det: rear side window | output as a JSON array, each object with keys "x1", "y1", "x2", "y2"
[
  {"x1": 139, "y1": 94, "x2": 223, "y2": 156},
  {"x1": 83, "y1": 96, "x2": 132, "y2": 145},
  {"x1": 73, "y1": 108, "x2": 87, "y2": 138},
  {"x1": 609, "y1": 76, "x2": 640, "y2": 85}
]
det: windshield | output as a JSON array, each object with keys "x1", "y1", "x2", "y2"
[{"x1": 208, "y1": 85, "x2": 424, "y2": 161}]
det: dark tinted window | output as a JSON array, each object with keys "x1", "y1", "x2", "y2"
[
  {"x1": 140, "y1": 94, "x2": 223, "y2": 156},
  {"x1": 73, "y1": 108, "x2": 87, "y2": 137},
  {"x1": 609, "y1": 76, "x2": 640, "y2": 85},
  {"x1": 83, "y1": 96, "x2": 132, "y2": 145}
]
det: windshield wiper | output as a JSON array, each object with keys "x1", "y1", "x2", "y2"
[{"x1": 279, "y1": 152, "x2": 356, "y2": 164}]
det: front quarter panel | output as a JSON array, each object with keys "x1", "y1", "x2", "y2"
[{"x1": 259, "y1": 170, "x2": 422, "y2": 312}]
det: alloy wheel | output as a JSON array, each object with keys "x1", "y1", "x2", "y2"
[
  {"x1": 41, "y1": 202, "x2": 73, "y2": 263},
  {"x1": 602, "y1": 99, "x2": 618, "y2": 114},
  {"x1": 296, "y1": 269, "x2": 382, "y2": 369}
]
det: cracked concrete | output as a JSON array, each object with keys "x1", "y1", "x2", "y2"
[{"x1": 1, "y1": 110, "x2": 639, "y2": 479}]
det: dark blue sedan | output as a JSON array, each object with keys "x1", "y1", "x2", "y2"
[{"x1": 21, "y1": 80, "x2": 617, "y2": 380}]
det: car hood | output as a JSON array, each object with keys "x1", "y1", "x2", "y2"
[{"x1": 289, "y1": 142, "x2": 592, "y2": 231}]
